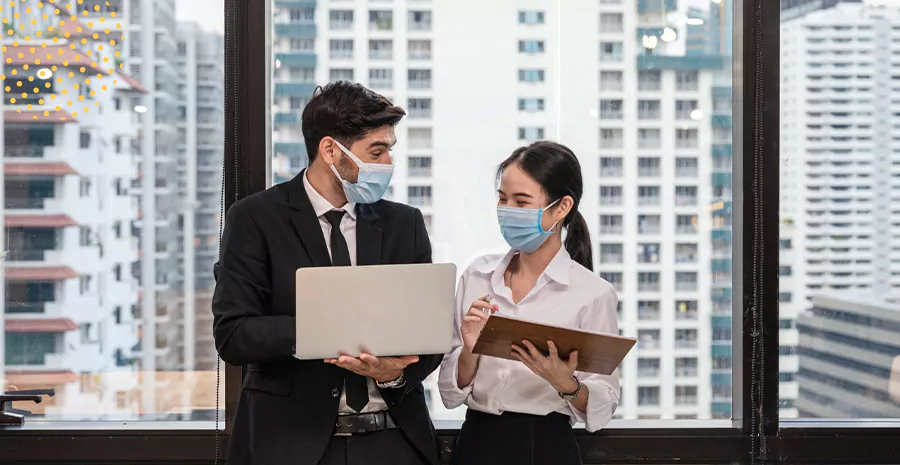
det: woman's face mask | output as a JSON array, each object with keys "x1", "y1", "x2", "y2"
[
  {"x1": 496, "y1": 199, "x2": 561, "y2": 253},
  {"x1": 331, "y1": 140, "x2": 394, "y2": 204}
]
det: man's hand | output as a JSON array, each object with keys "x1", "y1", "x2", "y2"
[{"x1": 326, "y1": 353, "x2": 420, "y2": 383}]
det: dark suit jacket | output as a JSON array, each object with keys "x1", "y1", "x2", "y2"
[{"x1": 212, "y1": 172, "x2": 442, "y2": 465}]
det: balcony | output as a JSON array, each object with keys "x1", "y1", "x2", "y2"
[{"x1": 6, "y1": 145, "x2": 48, "y2": 158}]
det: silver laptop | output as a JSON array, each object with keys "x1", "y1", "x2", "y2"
[{"x1": 294, "y1": 263, "x2": 457, "y2": 360}]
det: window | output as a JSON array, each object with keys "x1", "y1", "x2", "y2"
[
  {"x1": 637, "y1": 243, "x2": 660, "y2": 264},
  {"x1": 518, "y1": 10, "x2": 545, "y2": 25},
  {"x1": 408, "y1": 39, "x2": 432, "y2": 60},
  {"x1": 518, "y1": 69, "x2": 545, "y2": 83},
  {"x1": 600, "y1": 42, "x2": 623, "y2": 61},
  {"x1": 600, "y1": 215, "x2": 623, "y2": 235},
  {"x1": 638, "y1": 157, "x2": 661, "y2": 177},
  {"x1": 599, "y1": 272, "x2": 623, "y2": 291},
  {"x1": 638, "y1": 128, "x2": 661, "y2": 149},
  {"x1": 408, "y1": 185, "x2": 433, "y2": 207},
  {"x1": 677, "y1": 215, "x2": 698, "y2": 234},
  {"x1": 289, "y1": 7, "x2": 314, "y2": 22},
  {"x1": 638, "y1": 214, "x2": 661, "y2": 234},
  {"x1": 600, "y1": 70, "x2": 623, "y2": 91},
  {"x1": 599, "y1": 13, "x2": 623, "y2": 33},
  {"x1": 289, "y1": 38, "x2": 314, "y2": 52},
  {"x1": 409, "y1": 128, "x2": 432, "y2": 149},
  {"x1": 329, "y1": 10, "x2": 353, "y2": 30},
  {"x1": 637, "y1": 330, "x2": 661, "y2": 350},
  {"x1": 638, "y1": 386, "x2": 661, "y2": 406},
  {"x1": 369, "y1": 39, "x2": 393, "y2": 59},
  {"x1": 518, "y1": 40, "x2": 545, "y2": 54},
  {"x1": 638, "y1": 271, "x2": 661, "y2": 292},
  {"x1": 676, "y1": 358, "x2": 699, "y2": 377},
  {"x1": 600, "y1": 186, "x2": 623, "y2": 205},
  {"x1": 408, "y1": 98, "x2": 432, "y2": 118},
  {"x1": 676, "y1": 71, "x2": 700, "y2": 91},
  {"x1": 408, "y1": 69, "x2": 432, "y2": 89},
  {"x1": 676, "y1": 186, "x2": 698, "y2": 205},
  {"x1": 676, "y1": 244, "x2": 698, "y2": 263},
  {"x1": 518, "y1": 98, "x2": 545, "y2": 112},
  {"x1": 600, "y1": 157, "x2": 623, "y2": 177},
  {"x1": 638, "y1": 358, "x2": 661, "y2": 377},
  {"x1": 518, "y1": 127, "x2": 545, "y2": 140},
  {"x1": 600, "y1": 128, "x2": 623, "y2": 148},
  {"x1": 638, "y1": 186, "x2": 661, "y2": 206},
  {"x1": 408, "y1": 156, "x2": 432, "y2": 177},
  {"x1": 676, "y1": 100, "x2": 700, "y2": 120},
  {"x1": 329, "y1": 39, "x2": 354, "y2": 59},
  {"x1": 330, "y1": 68, "x2": 354, "y2": 81},
  {"x1": 80, "y1": 131, "x2": 92, "y2": 148},
  {"x1": 676, "y1": 272, "x2": 699, "y2": 292},
  {"x1": 408, "y1": 10, "x2": 432, "y2": 31},
  {"x1": 676, "y1": 329, "x2": 699, "y2": 349},
  {"x1": 600, "y1": 244, "x2": 624, "y2": 264},
  {"x1": 638, "y1": 100, "x2": 661, "y2": 119},
  {"x1": 600, "y1": 99, "x2": 623, "y2": 119},
  {"x1": 676, "y1": 157, "x2": 699, "y2": 177},
  {"x1": 639, "y1": 70, "x2": 662, "y2": 91},
  {"x1": 369, "y1": 68, "x2": 393, "y2": 89},
  {"x1": 369, "y1": 10, "x2": 393, "y2": 31},
  {"x1": 676, "y1": 386, "x2": 699, "y2": 405}
]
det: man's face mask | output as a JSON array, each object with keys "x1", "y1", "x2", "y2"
[{"x1": 331, "y1": 140, "x2": 394, "y2": 204}]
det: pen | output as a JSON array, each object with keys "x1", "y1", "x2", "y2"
[{"x1": 484, "y1": 295, "x2": 494, "y2": 314}]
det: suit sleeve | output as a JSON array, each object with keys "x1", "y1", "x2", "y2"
[
  {"x1": 380, "y1": 208, "x2": 441, "y2": 400},
  {"x1": 212, "y1": 201, "x2": 295, "y2": 366}
]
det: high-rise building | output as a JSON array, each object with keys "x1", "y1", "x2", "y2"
[
  {"x1": 779, "y1": 0, "x2": 900, "y2": 419},
  {"x1": 1, "y1": 0, "x2": 146, "y2": 415},
  {"x1": 796, "y1": 294, "x2": 900, "y2": 418},
  {"x1": 175, "y1": 22, "x2": 225, "y2": 373}
]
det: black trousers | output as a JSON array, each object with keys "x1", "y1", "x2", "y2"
[
  {"x1": 318, "y1": 429, "x2": 429, "y2": 465},
  {"x1": 451, "y1": 409, "x2": 582, "y2": 465}
]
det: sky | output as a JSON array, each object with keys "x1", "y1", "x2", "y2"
[{"x1": 174, "y1": 0, "x2": 225, "y2": 34}]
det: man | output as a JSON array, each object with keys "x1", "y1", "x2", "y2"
[{"x1": 213, "y1": 81, "x2": 442, "y2": 465}]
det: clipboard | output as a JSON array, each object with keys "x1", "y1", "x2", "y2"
[{"x1": 472, "y1": 314, "x2": 635, "y2": 375}]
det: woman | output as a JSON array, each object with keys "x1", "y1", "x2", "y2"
[{"x1": 438, "y1": 141, "x2": 620, "y2": 465}]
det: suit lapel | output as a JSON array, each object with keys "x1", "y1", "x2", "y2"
[
  {"x1": 286, "y1": 171, "x2": 332, "y2": 267},
  {"x1": 355, "y1": 204, "x2": 382, "y2": 266}
]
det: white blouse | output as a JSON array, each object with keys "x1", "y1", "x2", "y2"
[{"x1": 437, "y1": 247, "x2": 621, "y2": 432}]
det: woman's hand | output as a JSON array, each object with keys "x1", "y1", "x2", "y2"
[
  {"x1": 460, "y1": 295, "x2": 498, "y2": 353},
  {"x1": 512, "y1": 340, "x2": 579, "y2": 394}
]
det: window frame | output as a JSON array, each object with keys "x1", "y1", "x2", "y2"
[{"x1": 2, "y1": 1, "x2": 900, "y2": 464}]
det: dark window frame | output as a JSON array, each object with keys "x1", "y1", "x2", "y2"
[{"x1": 1, "y1": 1, "x2": 899, "y2": 464}]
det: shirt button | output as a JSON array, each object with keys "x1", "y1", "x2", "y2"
[{"x1": 331, "y1": 388, "x2": 340, "y2": 397}]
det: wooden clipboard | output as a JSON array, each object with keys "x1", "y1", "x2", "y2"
[{"x1": 472, "y1": 314, "x2": 635, "y2": 375}]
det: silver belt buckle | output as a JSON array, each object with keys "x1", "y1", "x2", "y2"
[{"x1": 334, "y1": 413, "x2": 355, "y2": 436}]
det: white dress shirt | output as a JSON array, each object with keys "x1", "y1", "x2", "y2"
[
  {"x1": 303, "y1": 172, "x2": 387, "y2": 414},
  {"x1": 438, "y1": 247, "x2": 621, "y2": 432}
]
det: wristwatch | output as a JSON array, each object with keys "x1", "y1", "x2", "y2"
[
  {"x1": 557, "y1": 376, "x2": 583, "y2": 401},
  {"x1": 376, "y1": 372, "x2": 407, "y2": 389}
]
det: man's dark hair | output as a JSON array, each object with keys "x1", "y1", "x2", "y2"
[{"x1": 301, "y1": 81, "x2": 406, "y2": 163}]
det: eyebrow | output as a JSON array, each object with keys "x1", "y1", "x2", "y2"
[
  {"x1": 368, "y1": 140, "x2": 396, "y2": 149},
  {"x1": 497, "y1": 189, "x2": 534, "y2": 198}
]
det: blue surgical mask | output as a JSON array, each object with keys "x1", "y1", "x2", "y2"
[
  {"x1": 331, "y1": 140, "x2": 394, "y2": 204},
  {"x1": 497, "y1": 199, "x2": 561, "y2": 253}
]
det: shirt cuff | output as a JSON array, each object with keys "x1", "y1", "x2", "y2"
[
  {"x1": 437, "y1": 347, "x2": 474, "y2": 409},
  {"x1": 567, "y1": 377, "x2": 619, "y2": 432}
]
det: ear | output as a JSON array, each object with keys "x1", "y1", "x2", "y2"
[
  {"x1": 318, "y1": 137, "x2": 340, "y2": 165},
  {"x1": 556, "y1": 195, "x2": 575, "y2": 222}
]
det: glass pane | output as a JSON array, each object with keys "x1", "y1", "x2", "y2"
[
  {"x1": 1, "y1": 0, "x2": 225, "y2": 422},
  {"x1": 780, "y1": 2, "x2": 900, "y2": 421},
  {"x1": 269, "y1": 0, "x2": 733, "y2": 424}
]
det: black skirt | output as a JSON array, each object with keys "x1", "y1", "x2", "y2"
[{"x1": 450, "y1": 409, "x2": 582, "y2": 465}]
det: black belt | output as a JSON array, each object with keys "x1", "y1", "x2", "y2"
[{"x1": 333, "y1": 411, "x2": 398, "y2": 436}]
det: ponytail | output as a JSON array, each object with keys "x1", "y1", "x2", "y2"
[{"x1": 564, "y1": 210, "x2": 593, "y2": 271}]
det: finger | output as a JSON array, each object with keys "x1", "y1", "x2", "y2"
[
  {"x1": 469, "y1": 301, "x2": 494, "y2": 311},
  {"x1": 359, "y1": 353, "x2": 380, "y2": 366},
  {"x1": 567, "y1": 350, "x2": 579, "y2": 370},
  {"x1": 547, "y1": 340, "x2": 559, "y2": 359},
  {"x1": 337, "y1": 356, "x2": 369, "y2": 372},
  {"x1": 391, "y1": 355, "x2": 420, "y2": 366},
  {"x1": 465, "y1": 308, "x2": 491, "y2": 320},
  {"x1": 511, "y1": 344, "x2": 534, "y2": 365},
  {"x1": 324, "y1": 358, "x2": 338, "y2": 364},
  {"x1": 521, "y1": 340, "x2": 544, "y2": 360},
  {"x1": 463, "y1": 316, "x2": 485, "y2": 323}
]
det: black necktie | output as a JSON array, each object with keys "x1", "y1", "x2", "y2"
[{"x1": 323, "y1": 210, "x2": 369, "y2": 412}]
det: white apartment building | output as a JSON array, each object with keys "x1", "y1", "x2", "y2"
[
  {"x1": 1, "y1": 0, "x2": 146, "y2": 416},
  {"x1": 271, "y1": 0, "x2": 729, "y2": 420},
  {"x1": 175, "y1": 22, "x2": 225, "y2": 373},
  {"x1": 779, "y1": 0, "x2": 900, "y2": 418}
]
